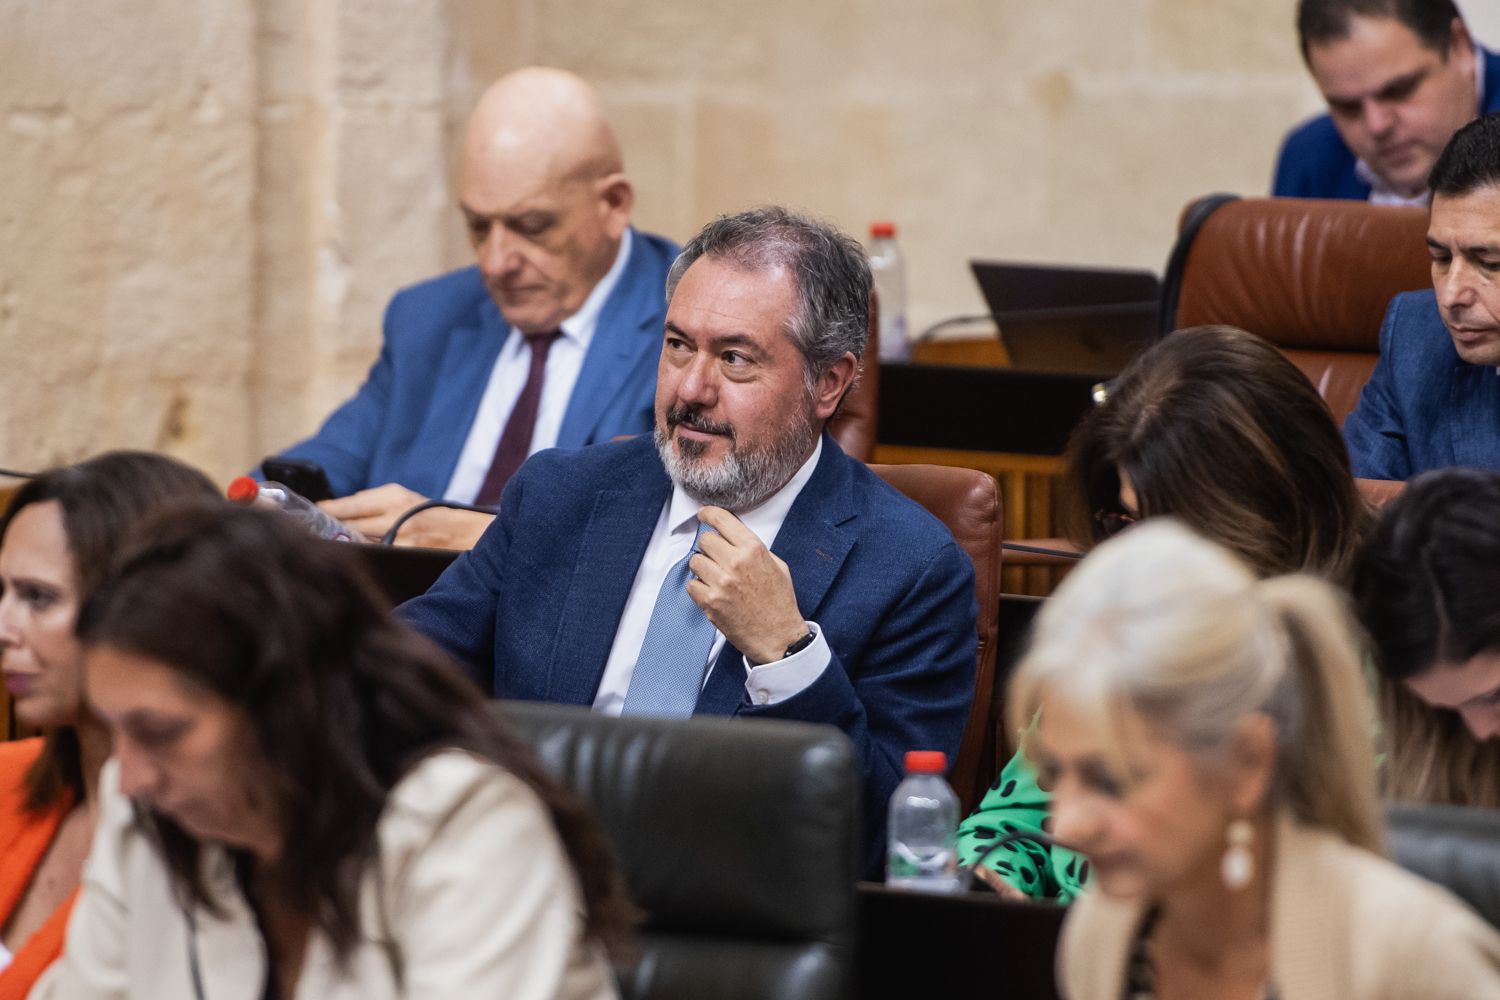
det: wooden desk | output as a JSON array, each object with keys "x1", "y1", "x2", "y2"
[{"x1": 857, "y1": 883, "x2": 1065, "y2": 999}]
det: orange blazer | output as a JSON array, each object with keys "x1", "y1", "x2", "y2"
[{"x1": 0, "y1": 738, "x2": 77, "y2": 1000}]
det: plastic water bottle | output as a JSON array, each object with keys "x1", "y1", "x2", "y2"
[
  {"x1": 887, "y1": 750, "x2": 962, "y2": 892},
  {"x1": 227, "y1": 476, "x2": 358, "y2": 542},
  {"x1": 868, "y1": 222, "x2": 910, "y2": 362}
]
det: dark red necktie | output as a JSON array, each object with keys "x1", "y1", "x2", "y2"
[{"x1": 475, "y1": 329, "x2": 563, "y2": 506}]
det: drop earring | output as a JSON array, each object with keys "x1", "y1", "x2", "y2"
[{"x1": 1221, "y1": 818, "x2": 1254, "y2": 890}]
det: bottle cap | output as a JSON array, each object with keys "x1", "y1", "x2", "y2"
[
  {"x1": 869, "y1": 221, "x2": 896, "y2": 238},
  {"x1": 904, "y1": 750, "x2": 947, "y2": 774},
  {"x1": 227, "y1": 476, "x2": 260, "y2": 503}
]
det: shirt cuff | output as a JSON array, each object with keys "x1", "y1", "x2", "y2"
[{"x1": 742, "y1": 622, "x2": 830, "y2": 706}]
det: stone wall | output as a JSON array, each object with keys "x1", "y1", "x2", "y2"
[{"x1": 3, "y1": 0, "x2": 1496, "y2": 482}]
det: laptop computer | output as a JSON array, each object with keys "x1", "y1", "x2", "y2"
[{"x1": 969, "y1": 260, "x2": 1161, "y2": 376}]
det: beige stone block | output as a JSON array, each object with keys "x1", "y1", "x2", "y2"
[
  {"x1": 337, "y1": 0, "x2": 449, "y2": 102},
  {"x1": 1149, "y1": 0, "x2": 1303, "y2": 75},
  {"x1": 605, "y1": 98, "x2": 694, "y2": 244}
]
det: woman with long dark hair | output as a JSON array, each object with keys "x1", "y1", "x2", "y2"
[
  {"x1": 32, "y1": 501, "x2": 630, "y2": 999},
  {"x1": 958, "y1": 325, "x2": 1371, "y2": 900},
  {"x1": 1352, "y1": 468, "x2": 1500, "y2": 808},
  {"x1": 0, "y1": 451, "x2": 217, "y2": 999}
]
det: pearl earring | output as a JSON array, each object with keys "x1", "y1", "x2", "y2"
[{"x1": 1221, "y1": 818, "x2": 1254, "y2": 890}]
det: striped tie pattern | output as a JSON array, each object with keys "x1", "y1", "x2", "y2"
[{"x1": 621, "y1": 521, "x2": 718, "y2": 717}]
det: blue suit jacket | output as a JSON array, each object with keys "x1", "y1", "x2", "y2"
[
  {"x1": 269, "y1": 229, "x2": 680, "y2": 498},
  {"x1": 400, "y1": 433, "x2": 979, "y2": 873},
  {"x1": 1273, "y1": 48, "x2": 1500, "y2": 199},
  {"x1": 1344, "y1": 290, "x2": 1500, "y2": 479}
]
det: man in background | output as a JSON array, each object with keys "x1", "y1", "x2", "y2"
[
  {"x1": 266, "y1": 67, "x2": 678, "y2": 549},
  {"x1": 1275, "y1": 0, "x2": 1498, "y2": 203},
  {"x1": 1345, "y1": 112, "x2": 1500, "y2": 478}
]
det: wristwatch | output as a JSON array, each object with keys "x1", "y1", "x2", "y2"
[{"x1": 782, "y1": 629, "x2": 816, "y2": 659}]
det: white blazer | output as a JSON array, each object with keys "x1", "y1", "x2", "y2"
[{"x1": 29, "y1": 751, "x2": 618, "y2": 1000}]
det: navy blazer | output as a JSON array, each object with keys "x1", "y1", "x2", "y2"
[
  {"x1": 1344, "y1": 290, "x2": 1500, "y2": 479},
  {"x1": 269, "y1": 229, "x2": 680, "y2": 499},
  {"x1": 1273, "y1": 48, "x2": 1500, "y2": 200},
  {"x1": 400, "y1": 433, "x2": 979, "y2": 872}
]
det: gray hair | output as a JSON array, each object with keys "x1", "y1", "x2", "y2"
[{"x1": 665, "y1": 206, "x2": 871, "y2": 383}]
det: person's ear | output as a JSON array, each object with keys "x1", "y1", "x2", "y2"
[
  {"x1": 595, "y1": 173, "x2": 634, "y2": 241},
  {"x1": 1227, "y1": 712, "x2": 1277, "y2": 815},
  {"x1": 813, "y1": 353, "x2": 859, "y2": 422},
  {"x1": 1447, "y1": 17, "x2": 1476, "y2": 62}
]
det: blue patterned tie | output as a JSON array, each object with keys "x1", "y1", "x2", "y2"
[{"x1": 621, "y1": 521, "x2": 718, "y2": 718}]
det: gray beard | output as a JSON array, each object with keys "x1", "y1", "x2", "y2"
[{"x1": 654, "y1": 414, "x2": 818, "y2": 512}]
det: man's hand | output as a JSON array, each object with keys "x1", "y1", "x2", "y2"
[
  {"x1": 687, "y1": 506, "x2": 808, "y2": 665},
  {"x1": 386, "y1": 507, "x2": 495, "y2": 550},
  {"x1": 319, "y1": 483, "x2": 429, "y2": 542}
]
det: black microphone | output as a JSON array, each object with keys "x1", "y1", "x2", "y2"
[
  {"x1": 962, "y1": 827, "x2": 1063, "y2": 892},
  {"x1": 0, "y1": 467, "x2": 37, "y2": 480},
  {"x1": 379, "y1": 498, "x2": 497, "y2": 546}
]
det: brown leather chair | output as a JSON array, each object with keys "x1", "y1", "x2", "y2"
[
  {"x1": 828, "y1": 292, "x2": 880, "y2": 461},
  {"x1": 1161, "y1": 195, "x2": 1431, "y2": 425},
  {"x1": 869, "y1": 463, "x2": 1001, "y2": 812}
]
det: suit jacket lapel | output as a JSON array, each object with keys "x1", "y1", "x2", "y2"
[
  {"x1": 544, "y1": 449, "x2": 671, "y2": 705},
  {"x1": 696, "y1": 435, "x2": 857, "y2": 716},
  {"x1": 422, "y1": 299, "x2": 510, "y2": 497},
  {"x1": 557, "y1": 230, "x2": 664, "y2": 448}
]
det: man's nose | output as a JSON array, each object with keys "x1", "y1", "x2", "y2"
[
  {"x1": 1437, "y1": 259, "x2": 1477, "y2": 311},
  {"x1": 475, "y1": 227, "x2": 523, "y2": 277},
  {"x1": 1362, "y1": 99, "x2": 1397, "y2": 138},
  {"x1": 676, "y1": 354, "x2": 720, "y2": 407}
]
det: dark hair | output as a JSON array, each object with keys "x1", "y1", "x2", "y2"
[
  {"x1": 1351, "y1": 468, "x2": 1500, "y2": 806},
  {"x1": 1297, "y1": 0, "x2": 1463, "y2": 60},
  {"x1": 666, "y1": 205, "x2": 871, "y2": 385},
  {"x1": 76, "y1": 501, "x2": 634, "y2": 961},
  {"x1": 1429, "y1": 111, "x2": 1500, "y2": 199},
  {"x1": 1062, "y1": 325, "x2": 1370, "y2": 581},
  {"x1": 1352, "y1": 468, "x2": 1500, "y2": 681},
  {"x1": 0, "y1": 451, "x2": 217, "y2": 812}
]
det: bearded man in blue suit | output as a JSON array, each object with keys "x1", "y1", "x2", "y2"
[
  {"x1": 402, "y1": 207, "x2": 978, "y2": 873},
  {"x1": 266, "y1": 68, "x2": 679, "y2": 549}
]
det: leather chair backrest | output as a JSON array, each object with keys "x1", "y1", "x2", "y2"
[
  {"x1": 867, "y1": 463, "x2": 1002, "y2": 812},
  {"x1": 1162, "y1": 196, "x2": 1431, "y2": 425},
  {"x1": 497, "y1": 701, "x2": 861, "y2": 1000},
  {"x1": 1387, "y1": 803, "x2": 1500, "y2": 929},
  {"x1": 829, "y1": 292, "x2": 880, "y2": 461}
]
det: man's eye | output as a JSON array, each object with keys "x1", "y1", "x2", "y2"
[
  {"x1": 1329, "y1": 100, "x2": 1361, "y2": 119},
  {"x1": 467, "y1": 219, "x2": 490, "y2": 239},
  {"x1": 723, "y1": 351, "x2": 750, "y2": 366}
]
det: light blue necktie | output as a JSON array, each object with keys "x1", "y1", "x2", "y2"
[{"x1": 621, "y1": 521, "x2": 718, "y2": 718}]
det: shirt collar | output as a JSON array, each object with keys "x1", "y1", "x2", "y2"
[
  {"x1": 1355, "y1": 53, "x2": 1486, "y2": 206},
  {"x1": 664, "y1": 436, "x2": 824, "y2": 546},
  {"x1": 556, "y1": 227, "x2": 633, "y2": 346}
]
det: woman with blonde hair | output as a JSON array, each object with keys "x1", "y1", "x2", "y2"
[{"x1": 1015, "y1": 519, "x2": 1500, "y2": 999}]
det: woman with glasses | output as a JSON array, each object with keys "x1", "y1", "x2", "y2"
[
  {"x1": 1019, "y1": 520, "x2": 1500, "y2": 998},
  {"x1": 958, "y1": 325, "x2": 1370, "y2": 899}
]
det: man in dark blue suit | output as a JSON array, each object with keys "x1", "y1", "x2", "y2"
[
  {"x1": 1346, "y1": 112, "x2": 1500, "y2": 479},
  {"x1": 267, "y1": 68, "x2": 679, "y2": 549},
  {"x1": 1275, "y1": 0, "x2": 1498, "y2": 203},
  {"x1": 402, "y1": 206, "x2": 978, "y2": 872}
]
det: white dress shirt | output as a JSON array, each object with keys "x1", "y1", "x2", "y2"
[
  {"x1": 444, "y1": 229, "x2": 635, "y2": 503},
  {"x1": 592, "y1": 438, "x2": 831, "y2": 716}
]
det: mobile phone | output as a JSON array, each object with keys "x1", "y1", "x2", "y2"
[{"x1": 260, "y1": 457, "x2": 335, "y2": 503}]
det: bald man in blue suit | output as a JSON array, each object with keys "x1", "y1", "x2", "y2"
[{"x1": 267, "y1": 68, "x2": 679, "y2": 549}]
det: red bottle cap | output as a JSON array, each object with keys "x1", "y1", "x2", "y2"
[
  {"x1": 226, "y1": 476, "x2": 260, "y2": 503},
  {"x1": 869, "y1": 221, "x2": 896, "y2": 238},
  {"x1": 904, "y1": 750, "x2": 947, "y2": 774}
]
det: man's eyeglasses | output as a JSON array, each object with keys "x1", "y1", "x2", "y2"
[{"x1": 1092, "y1": 509, "x2": 1136, "y2": 538}]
